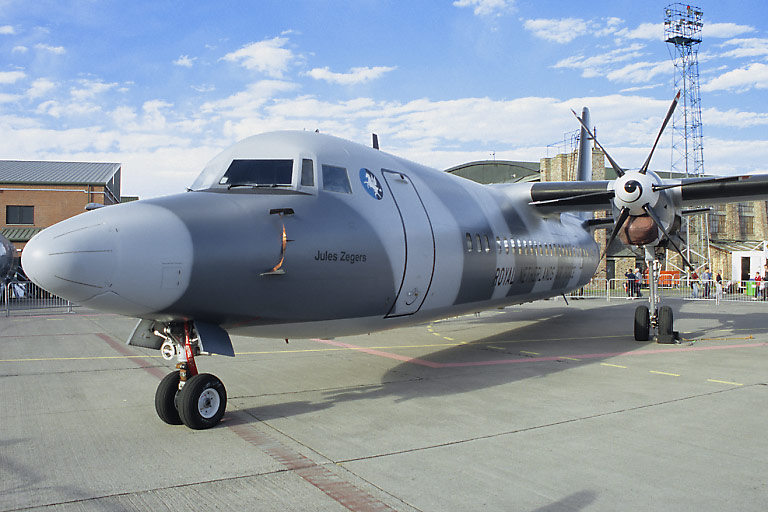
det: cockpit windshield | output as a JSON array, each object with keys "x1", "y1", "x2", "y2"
[{"x1": 218, "y1": 159, "x2": 293, "y2": 188}]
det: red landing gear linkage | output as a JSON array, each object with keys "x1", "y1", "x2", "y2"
[{"x1": 154, "y1": 321, "x2": 227, "y2": 429}]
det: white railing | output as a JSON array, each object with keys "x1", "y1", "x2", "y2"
[
  {"x1": 568, "y1": 277, "x2": 768, "y2": 303},
  {"x1": 2, "y1": 280, "x2": 76, "y2": 316}
]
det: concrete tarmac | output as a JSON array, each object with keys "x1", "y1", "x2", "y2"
[{"x1": 1, "y1": 297, "x2": 767, "y2": 511}]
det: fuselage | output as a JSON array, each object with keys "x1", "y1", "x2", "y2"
[{"x1": 22, "y1": 131, "x2": 599, "y2": 339}]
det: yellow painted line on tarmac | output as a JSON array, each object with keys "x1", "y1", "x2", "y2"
[
  {"x1": 559, "y1": 356, "x2": 581, "y2": 361},
  {"x1": 707, "y1": 379, "x2": 743, "y2": 386},
  {"x1": 521, "y1": 351, "x2": 541, "y2": 356},
  {"x1": 650, "y1": 370, "x2": 680, "y2": 377},
  {"x1": 601, "y1": 363, "x2": 627, "y2": 369},
  {"x1": 443, "y1": 337, "x2": 454, "y2": 341}
]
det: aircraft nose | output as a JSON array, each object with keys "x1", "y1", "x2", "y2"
[
  {"x1": 23, "y1": 217, "x2": 117, "y2": 303},
  {"x1": 23, "y1": 201, "x2": 194, "y2": 316}
]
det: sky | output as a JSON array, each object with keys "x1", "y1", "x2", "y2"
[{"x1": 1, "y1": 0, "x2": 767, "y2": 199}]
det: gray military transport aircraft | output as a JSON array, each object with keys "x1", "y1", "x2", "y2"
[{"x1": 21, "y1": 96, "x2": 768, "y2": 429}]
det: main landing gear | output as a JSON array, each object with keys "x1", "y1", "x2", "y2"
[
  {"x1": 633, "y1": 246, "x2": 678, "y2": 344},
  {"x1": 153, "y1": 322, "x2": 227, "y2": 429}
]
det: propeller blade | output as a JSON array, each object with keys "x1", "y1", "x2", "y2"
[
  {"x1": 598, "y1": 207, "x2": 630, "y2": 263},
  {"x1": 529, "y1": 189, "x2": 615, "y2": 207},
  {"x1": 571, "y1": 109, "x2": 625, "y2": 178},
  {"x1": 642, "y1": 204, "x2": 693, "y2": 270},
  {"x1": 639, "y1": 91, "x2": 681, "y2": 174},
  {"x1": 652, "y1": 174, "x2": 744, "y2": 192}
]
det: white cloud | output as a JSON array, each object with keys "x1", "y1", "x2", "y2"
[
  {"x1": 221, "y1": 37, "x2": 294, "y2": 78},
  {"x1": 554, "y1": 44, "x2": 645, "y2": 78},
  {"x1": 605, "y1": 60, "x2": 671, "y2": 84},
  {"x1": 523, "y1": 18, "x2": 589, "y2": 44},
  {"x1": 34, "y1": 43, "x2": 66, "y2": 54},
  {"x1": 27, "y1": 78, "x2": 56, "y2": 99},
  {"x1": 705, "y1": 22, "x2": 755, "y2": 39},
  {"x1": 453, "y1": 0, "x2": 515, "y2": 17},
  {"x1": 200, "y1": 79, "x2": 298, "y2": 117},
  {"x1": 616, "y1": 22, "x2": 663, "y2": 41},
  {"x1": 0, "y1": 92, "x2": 21, "y2": 103},
  {"x1": 703, "y1": 107, "x2": 768, "y2": 128},
  {"x1": 12, "y1": 46, "x2": 27, "y2": 53},
  {"x1": 717, "y1": 38, "x2": 768, "y2": 59},
  {"x1": 173, "y1": 55, "x2": 196, "y2": 67},
  {"x1": 306, "y1": 66, "x2": 396, "y2": 85},
  {"x1": 0, "y1": 70, "x2": 26, "y2": 84},
  {"x1": 594, "y1": 17, "x2": 624, "y2": 37},
  {"x1": 0, "y1": 25, "x2": 15, "y2": 35},
  {"x1": 70, "y1": 79, "x2": 118, "y2": 101},
  {"x1": 702, "y1": 62, "x2": 768, "y2": 92}
]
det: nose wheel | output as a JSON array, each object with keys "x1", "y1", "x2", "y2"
[{"x1": 153, "y1": 322, "x2": 228, "y2": 429}]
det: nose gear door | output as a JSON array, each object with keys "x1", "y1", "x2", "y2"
[{"x1": 382, "y1": 170, "x2": 435, "y2": 317}]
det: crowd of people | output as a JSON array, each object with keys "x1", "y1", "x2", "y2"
[{"x1": 623, "y1": 263, "x2": 768, "y2": 304}]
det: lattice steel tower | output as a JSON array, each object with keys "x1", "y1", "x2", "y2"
[{"x1": 664, "y1": 3, "x2": 709, "y2": 270}]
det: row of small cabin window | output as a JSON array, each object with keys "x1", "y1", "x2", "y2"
[{"x1": 465, "y1": 233, "x2": 588, "y2": 258}]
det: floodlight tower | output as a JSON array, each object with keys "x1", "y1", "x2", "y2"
[{"x1": 664, "y1": 3, "x2": 709, "y2": 270}]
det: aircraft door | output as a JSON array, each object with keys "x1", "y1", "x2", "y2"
[{"x1": 382, "y1": 170, "x2": 436, "y2": 317}]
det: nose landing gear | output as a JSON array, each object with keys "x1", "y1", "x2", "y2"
[{"x1": 153, "y1": 321, "x2": 227, "y2": 429}]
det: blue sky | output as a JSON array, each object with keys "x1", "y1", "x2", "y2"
[{"x1": 1, "y1": 0, "x2": 767, "y2": 198}]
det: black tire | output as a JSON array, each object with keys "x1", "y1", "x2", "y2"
[
  {"x1": 178, "y1": 373, "x2": 227, "y2": 430},
  {"x1": 155, "y1": 371, "x2": 183, "y2": 425},
  {"x1": 658, "y1": 306, "x2": 674, "y2": 336},
  {"x1": 634, "y1": 305, "x2": 650, "y2": 341}
]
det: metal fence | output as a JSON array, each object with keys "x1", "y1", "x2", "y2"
[
  {"x1": 568, "y1": 278, "x2": 768, "y2": 303},
  {"x1": 3, "y1": 275, "x2": 766, "y2": 317},
  {"x1": 2, "y1": 280, "x2": 76, "y2": 316}
]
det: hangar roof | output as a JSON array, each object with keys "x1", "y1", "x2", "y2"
[
  {"x1": 0, "y1": 161, "x2": 121, "y2": 185},
  {"x1": 445, "y1": 160, "x2": 540, "y2": 184}
]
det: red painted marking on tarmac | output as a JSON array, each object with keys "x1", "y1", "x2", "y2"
[
  {"x1": 229, "y1": 420, "x2": 395, "y2": 512},
  {"x1": 95, "y1": 332, "x2": 167, "y2": 380},
  {"x1": 312, "y1": 338, "x2": 768, "y2": 369}
]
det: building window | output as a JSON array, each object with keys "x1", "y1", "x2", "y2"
[{"x1": 6, "y1": 205, "x2": 33, "y2": 225}]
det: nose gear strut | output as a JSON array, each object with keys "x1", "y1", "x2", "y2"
[{"x1": 154, "y1": 321, "x2": 227, "y2": 429}]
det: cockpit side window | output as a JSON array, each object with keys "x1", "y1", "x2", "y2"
[
  {"x1": 218, "y1": 159, "x2": 293, "y2": 187},
  {"x1": 322, "y1": 165, "x2": 352, "y2": 194},
  {"x1": 301, "y1": 159, "x2": 315, "y2": 187}
]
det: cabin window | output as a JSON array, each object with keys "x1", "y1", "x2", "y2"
[
  {"x1": 484, "y1": 235, "x2": 491, "y2": 253},
  {"x1": 301, "y1": 159, "x2": 315, "y2": 187},
  {"x1": 219, "y1": 159, "x2": 293, "y2": 187},
  {"x1": 503, "y1": 238, "x2": 509, "y2": 254},
  {"x1": 496, "y1": 237, "x2": 502, "y2": 254},
  {"x1": 475, "y1": 234, "x2": 482, "y2": 253},
  {"x1": 322, "y1": 165, "x2": 352, "y2": 193},
  {"x1": 466, "y1": 233, "x2": 473, "y2": 252},
  {"x1": 6, "y1": 205, "x2": 33, "y2": 225}
]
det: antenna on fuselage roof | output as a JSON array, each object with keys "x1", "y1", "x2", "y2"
[{"x1": 372, "y1": 133, "x2": 380, "y2": 150}]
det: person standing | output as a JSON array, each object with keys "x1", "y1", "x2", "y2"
[
  {"x1": 702, "y1": 267, "x2": 713, "y2": 298},
  {"x1": 625, "y1": 268, "x2": 635, "y2": 298},
  {"x1": 634, "y1": 268, "x2": 643, "y2": 298},
  {"x1": 755, "y1": 271, "x2": 762, "y2": 300}
]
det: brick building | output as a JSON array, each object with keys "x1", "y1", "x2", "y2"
[{"x1": 0, "y1": 161, "x2": 122, "y2": 256}]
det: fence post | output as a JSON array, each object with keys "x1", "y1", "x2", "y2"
[{"x1": 4, "y1": 283, "x2": 8, "y2": 317}]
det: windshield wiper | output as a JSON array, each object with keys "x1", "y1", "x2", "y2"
[{"x1": 227, "y1": 183, "x2": 292, "y2": 190}]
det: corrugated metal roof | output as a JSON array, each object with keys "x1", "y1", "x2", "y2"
[
  {"x1": 0, "y1": 161, "x2": 120, "y2": 185},
  {"x1": 0, "y1": 227, "x2": 43, "y2": 242}
]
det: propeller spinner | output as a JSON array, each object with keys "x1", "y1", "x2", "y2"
[{"x1": 572, "y1": 92, "x2": 692, "y2": 269}]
